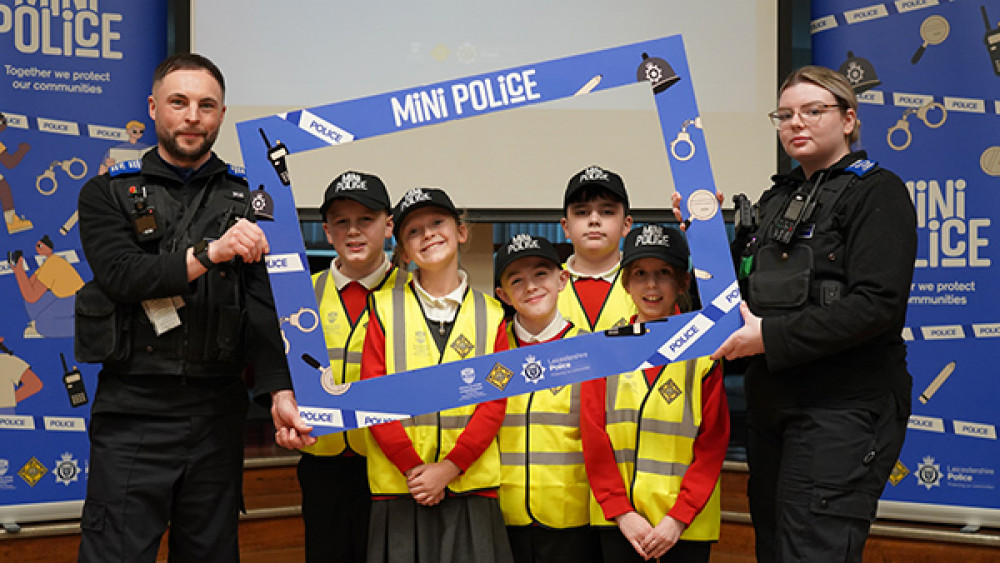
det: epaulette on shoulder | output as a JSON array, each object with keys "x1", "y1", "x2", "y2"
[
  {"x1": 845, "y1": 159, "x2": 879, "y2": 177},
  {"x1": 225, "y1": 164, "x2": 249, "y2": 185},
  {"x1": 108, "y1": 159, "x2": 142, "y2": 177},
  {"x1": 227, "y1": 164, "x2": 247, "y2": 179}
]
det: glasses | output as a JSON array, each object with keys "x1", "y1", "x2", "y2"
[{"x1": 768, "y1": 103, "x2": 841, "y2": 130}]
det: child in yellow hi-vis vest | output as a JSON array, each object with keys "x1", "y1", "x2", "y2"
[
  {"x1": 493, "y1": 233, "x2": 601, "y2": 563},
  {"x1": 581, "y1": 224, "x2": 729, "y2": 563},
  {"x1": 361, "y1": 187, "x2": 513, "y2": 563},
  {"x1": 269, "y1": 170, "x2": 401, "y2": 562},
  {"x1": 557, "y1": 165, "x2": 636, "y2": 333}
]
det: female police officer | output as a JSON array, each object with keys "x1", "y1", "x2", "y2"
[{"x1": 711, "y1": 66, "x2": 917, "y2": 562}]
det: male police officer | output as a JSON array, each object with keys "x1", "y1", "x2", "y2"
[{"x1": 76, "y1": 53, "x2": 291, "y2": 562}]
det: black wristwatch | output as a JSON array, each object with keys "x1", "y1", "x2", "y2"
[{"x1": 192, "y1": 239, "x2": 216, "y2": 269}]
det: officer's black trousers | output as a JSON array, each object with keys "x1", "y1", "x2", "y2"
[
  {"x1": 78, "y1": 411, "x2": 246, "y2": 563},
  {"x1": 746, "y1": 395, "x2": 907, "y2": 563}
]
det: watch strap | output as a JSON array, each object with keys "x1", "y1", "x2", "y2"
[{"x1": 193, "y1": 239, "x2": 215, "y2": 269}]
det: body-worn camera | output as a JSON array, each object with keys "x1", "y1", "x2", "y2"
[
  {"x1": 129, "y1": 185, "x2": 162, "y2": 242},
  {"x1": 733, "y1": 193, "x2": 758, "y2": 237}
]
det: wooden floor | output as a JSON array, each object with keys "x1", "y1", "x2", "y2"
[{"x1": 3, "y1": 421, "x2": 998, "y2": 562}]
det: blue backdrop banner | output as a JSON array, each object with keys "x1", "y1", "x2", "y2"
[
  {"x1": 0, "y1": 0, "x2": 167, "y2": 523},
  {"x1": 812, "y1": 0, "x2": 1000, "y2": 527}
]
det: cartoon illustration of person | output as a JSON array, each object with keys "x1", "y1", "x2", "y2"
[
  {"x1": 9, "y1": 235, "x2": 84, "y2": 338},
  {"x1": 98, "y1": 119, "x2": 151, "y2": 175},
  {"x1": 0, "y1": 337, "x2": 44, "y2": 414},
  {"x1": 0, "y1": 112, "x2": 33, "y2": 235}
]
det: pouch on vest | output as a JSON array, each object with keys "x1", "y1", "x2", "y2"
[
  {"x1": 748, "y1": 244, "x2": 813, "y2": 310},
  {"x1": 75, "y1": 280, "x2": 130, "y2": 363}
]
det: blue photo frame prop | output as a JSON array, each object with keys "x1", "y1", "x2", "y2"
[{"x1": 236, "y1": 34, "x2": 741, "y2": 435}]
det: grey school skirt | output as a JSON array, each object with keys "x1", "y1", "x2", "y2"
[{"x1": 367, "y1": 495, "x2": 514, "y2": 563}]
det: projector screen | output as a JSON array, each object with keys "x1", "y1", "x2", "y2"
[{"x1": 193, "y1": 0, "x2": 777, "y2": 211}]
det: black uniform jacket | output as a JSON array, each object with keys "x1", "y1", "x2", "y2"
[
  {"x1": 78, "y1": 149, "x2": 291, "y2": 414},
  {"x1": 735, "y1": 151, "x2": 917, "y2": 412}
]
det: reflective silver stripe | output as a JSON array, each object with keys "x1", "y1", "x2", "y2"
[
  {"x1": 391, "y1": 281, "x2": 407, "y2": 372},
  {"x1": 314, "y1": 269, "x2": 329, "y2": 304},
  {"x1": 606, "y1": 408, "x2": 639, "y2": 425},
  {"x1": 639, "y1": 419, "x2": 699, "y2": 439},
  {"x1": 525, "y1": 412, "x2": 580, "y2": 427},
  {"x1": 402, "y1": 412, "x2": 438, "y2": 428},
  {"x1": 325, "y1": 348, "x2": 363, "y2": 363},
  {"x1": 613, "y1": 448, "x2": 635, "y2": 465},
  {"x1": 500, "y1": 451, "x2": 585, "y2": 466},
  {"x1": 501, "y1": 411, "x2": 581, "y2": 428},
  {"x1": 502, "y1": 384, "x2": 581, "y2": 428},
  {"x1": 439, "y1": 414, "x2": 472, "y2": 429},
  {"x1": 474, "y1": 291, "x2": 487, "y2": 354},
  {"x1": 635, "y1": 458, "x2": 689, "y2": 477}
]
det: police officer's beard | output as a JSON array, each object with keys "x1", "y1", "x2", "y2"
[{"x1": 158, "y1": 127, "x2": 219, "y2": 166}]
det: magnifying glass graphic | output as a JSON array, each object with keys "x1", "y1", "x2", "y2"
[{"x1": 912, "y1": 15, "x2": 949, "y2": 64}]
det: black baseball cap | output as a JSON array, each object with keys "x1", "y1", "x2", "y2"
[
  {"x1": 319, "y1": 171, "x2": 391, "y2": 218},
  {"x1": 494, "y1": 234, "x2": 561, "y2": 286},
  {"x1": 563, "y1": 165, "x2": 629, "y2": 211},
  {"x1": 622, "y1": 224, "x2": 690, "y2": 271},
  {"x1": 392, "y1": 187, "x2": 459, "y2": 239}
]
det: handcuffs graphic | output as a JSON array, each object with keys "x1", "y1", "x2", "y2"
[
  {"x1": 670, "y1": 116, "x2": 702, "y2": 162},
  {"x1": 887, "y1": 101, "x2": 947, "y2": 151},
  {"x1": 279, "y1": 307, "x2": 319, "y2": 354},
  {"x1": 36, "y1": 157, "x2": 88, "y2": 195}
]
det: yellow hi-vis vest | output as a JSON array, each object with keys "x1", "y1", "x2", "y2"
[
  {"x1": 593, "y1": 357, "x2": 722, "y2": 541},
  {"x1": 498, "y1": 323, "x2": 592, "y2": 528},
  {"x1": 365, "y1": 282, "x2": 505, "y2": 496},
  {"x1": 301, "y1": 266, "x2": 404, "y2": 457},
  {"x1": 557, "y1": 266, "x2": 636, "y2": 332}
]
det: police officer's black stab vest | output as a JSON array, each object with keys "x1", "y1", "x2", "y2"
[
  {"x1": 744, "y1": 157, "x2": 879, "y2": 318},
  {"x1": 100, "y1": 163, "x2": 254, "y2": 378}
]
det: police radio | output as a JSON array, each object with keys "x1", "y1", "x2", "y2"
[
  {"x1": 769, "y1": 181, "x2": 821, "y2": 246},
  {"x1": 259, "y1": 128, "x2": 290, "y2": 186},
  {"x1": 733, "y1": 193, "x2": 758, "y2": 237},
  {"x1": 128, "y1": 185, "x2": 161, "y2": 242},
  {"x1": 60, "y1": 353, "x2": 89, "y2": 408},
  {"x1": 982, "y1": 5, "x2": 1000, "y2": 76}
]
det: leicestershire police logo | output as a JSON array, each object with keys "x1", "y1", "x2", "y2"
[
  {"x1": 579, "y1": 166, "x2": 609, "y2": 183},
  {"x1": 336, "y1": 172, "x2": 366, "y2": 192},
  {"x1": 658, "y1": 378, "x2": 682, "y2": 404},
  {"x1": 54, "y1": 452, "x2": 81, "y2": 486},
  {"x1": 18, "y1": 457, "x2": 47, "y2": 487},
  {"x1": 889, "y1": 459, "x2": 910, "y2": 486},
  {"x1": 916, "y1": 456, "x2": 941, "y2": 490},
  {"x1": 522, "y1": 355, "x2": 545, "y2": 384},
  {"x1": 451, "y1": 334, "x2": 474, "y2": 358},
  {"x1": 487, "y1": 363, "x2": 514, "y2": 390}
]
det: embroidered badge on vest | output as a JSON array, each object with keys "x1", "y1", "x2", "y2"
[
  {"x1": 521, "y1": 355, "x2": 545, "y2": 384},
  {"x1": 658, "y1": 378, "x2": 683, "y2": 404},
  {"x1": 888, "y1": 459, "x2": 910, "y2": 486},
  {"x1": 487, "y1": 363, "x2": 514, "y2": 390},
  {"x1": 451, "y1": 333, "x2": 474, "y2": 358}
]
